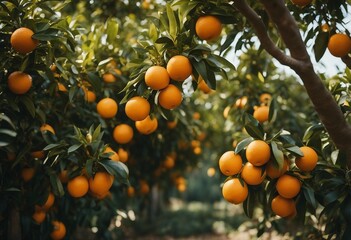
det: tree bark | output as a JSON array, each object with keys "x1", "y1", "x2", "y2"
[
  {"x1": 233, "y1": 0, "x2": 351, "y2": 165},
  {"x1": 8, "y1": 206, "x2": 21, "y2": 240}
]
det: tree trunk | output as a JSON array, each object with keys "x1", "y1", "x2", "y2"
[{"x1": 8, "y1": 206, "x2": 21, "y2": 240}]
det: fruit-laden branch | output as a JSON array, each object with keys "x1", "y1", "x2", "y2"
[{"x1": 233, "y1": 0, "x2": 351, "y2": 165}]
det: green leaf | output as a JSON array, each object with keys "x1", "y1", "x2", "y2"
[
  {"x1": 19, "y1": 95, "x2": 36, "y2": 118},
  {"x1": 286, "y1": 146, "x2": 303, "y2": 157},
  {"x1": 235, "y1": 137, "x2": 253, "y2": 154},
  {"x1": 243, "y1": 114, "x2": 265, "y2": 140},
  {"x1": 87, "y1": 72, "x2": 102, "y2": 92},
  {"x1": 43, "y1": 143, "x2": 63, "y2": 151},
  {"x1": 303, "y1": 186, "x2": 317, "y2": 209},
  {"x1": 149, "y1": 22, "x2": 158, "y2": 42},
  {"x1": 85, "y1": 158, "x2": 94, "y2": 177},
  {"x1": 313, "y1": 31, "x2": 329, "y2": 62},
  {"x1": 67, "y1": 144, "x2": 82, "y2": 154},
  {"x1": 99, "y1": 159, "x2": 129, "y2": 184},
  {"x1": 271, "y1": 141, "x2": 284, "y2": 169},
  {"x1": 106, "y1": 18, "x2": 119, "y2": 43},
  {"x1": 166, "y1": 3, "x2": 178, "y2": 39},
  {"x1": 50, "y1": 173, "x2": 65, "y2": 197},
  {"x1": 268, "y1": 98, "x2": 277, "y2": 123}
]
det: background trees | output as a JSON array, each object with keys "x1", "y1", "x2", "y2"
[{"x1": 0, "y1": 0, "x2": 350, "y2": 239}]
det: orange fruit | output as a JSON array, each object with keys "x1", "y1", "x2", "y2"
[
  {"x1": 67, "y1": 175, "x2": 89, "y2": 198},
  {"x1": 222, "y1": 178, "x2": 248, "y2": 204},
  {"x1": 245, "y1": 140, "x2": 271, "y2": 166},
  {"x1": 58, "y1": 170, "x2": 69, "y2": 183},
  {"x1": 96, "y1": 98, "x2": 118, "y2": 119},
  {"x1": 195, "y1": 16, "x2": 222, "y2": 41},
  {"x1": 7, "y1": 71, "x2": 32, "y2": 94},
  {"x1": 193, "y1": 146, "x2": 202, "y2": 155},
  {"x1": 197, "y1": 78, "x2": 212, "y2": 93},
  {"x1": 266, "y1": 158, "x2": 289, "y2": 179},
  {"x1": 10, "y1": 27, "x2": 38, "y2": 54},
  {"x1": 104, "y1": 146, "x2": 119, "y2": 161},
  {"x1": 290, "y1": 0, "x2": 312, "y2": 7},
  {"x1": 253, "y1": 105, "x2": 269, "y2": 123},
  {"x1": 103, "y1": 69, "x2": 122, "y2": 83},
  {"x1": 127, "y1": 186, "x2": 135, "y2": 197},
  {"x1": 241, "y1": 162, "x2": 266, "y2": 185},
  {"x1": 328, "y1": 33, "x2": 351, "y2": 57},
  {"x1": 193, "y1": 112, "x2": 201, "y2": 120},
  {"x1": 158, "y1": 84, "x2": 183, "y2": 109},
  {"x1": 30, "y1": 150, "x2": 45, "y2": 159},
  {"x1": 125, "y1": 96, "x2": 150, "y2": 121},
  {"x1": 89, "y1": 172, "x2": 114, "y2": 196},
  {"x1": 41, "y1": 192, "x2": 55, "y2": 210},
  {"x1": 139, "y1": 180, "x2": 150, "y2": 195},
  {"x1": 271, "y1": 195, "x2": 296, "y2": 217},
  {"x1": 84, "y1": 90, "x2": 96, "y2": 103},
  {"x1": 40, "y1": 124, "x2": 55, "y2": 135},
  {"x1": 163, "y1": 155, "x2": 175, "y2": 169},
  {"x1": 21, "y1": 167, "x2": 35, "y2": 182},
  {"x1": 177, "y1": 183, "x2": 187, "y2": 192},
  {"x1": 295, "y1": 146, "x2": 318, "y2": 172},
  {"x1": 207, "y1": 167, "x2": 216, "y2": 177},
  {"x1": 135, "y1": 115, "x2": 158, "y2": 134},
  {"x1": 259, "y1": 93, "x2": 272, "y2": 104},
  {"x1": 118, "y1": 148, "x2": 128, "y2": 162},
  {"x1": 32, "y1": 209, "x2": 46, "y2": 224},
  {"x1": 166, "y1": 55, "x2": 192, "y2": 81},
  {"x1": 218, "y1": 151, "x2": 243, "y2": 176},
  {"x1": 145, "y1": 66, "x2": 170, "y2": 90},
  {"x1": 276, "y1": 174, "x2": 301, "y2": 198},
  {"x1": 167, "y1": 120, "x2": 177, "y2": 129},
  {"x1": 235, "y1": 96, "x2": 248, "y2": 109},
  {"x1": 321, "y1": 23, "x2": 330, "y2": 32},
  {"x1": 113, "y1": 124, "x2": 134, "y2": 144},
  {"x1": 57, "y1": 83, "x2": 67, "y2": 92},
  {"x1": 50, "y1": 221, "x2": 66, "y2": 240}
]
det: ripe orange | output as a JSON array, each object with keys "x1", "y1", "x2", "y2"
[
  {"x1": 321, "y1": 23, "x2": 330, "y2": 32},
  {"x1": 218, "y1": 151, "x2": 243, "y2": 176},
  {"x1": 104, "y1": 146, "x2": 119, "y2": 161},
  {"x1": 10, "y1": 27, "x2": 38, "y2": 54},
  {"x1": 40, "y1": 124, "x2": 55, "y2": 135},
  {"x1": 89, "y1": 172, "x2": 114, "y2": 196},
  {"x1": 271, "y1": 195, "x2": 296, "y2": 217},
  {"x1": 57, "y1": 83, "x2": 67, "y2": 92},
  {"x1": 276, "y1": 174, "x2": 301, "y2": 198},
  {"x1": 125, "y1": 96, "x2": 150, "y2": 121},
  {"x1": 135, "y1": 115, "x2": 158, "y2": 134},
  {"x1": 241, "y1": 162, "x2": 266, "y2": 185},
  {"x1": 167, "y1": 120, "x2": 177, "y2": 129},
  {"x1": 290, "y1": 0, "x2": 312, "y2": 7},
  {"x1": 139, "y1": 180, "x2": 150, "y2": 195},
  {"x1": 50, "y1": 221, "x2": 66, "y2": 240},
  {"x1": 207, "y1": 167, "x2": 216, "y2": 177},
  {"x1": 197, "y1": 78, "x2": 212, "y2": 94},
  {"x1": 158, "y1": 84, "x2": 183, "y2": 109},
  {"x1": 177, "y1": 183, "x2": 187, "y2": 192},
  {"x1": 295, "y1": 146, "x2": 318, "y2": 172},
  {"x1": 145, "y1": 66, "x2": 170, "y2": 90},
  {"x1": 41, "y1": 192, "x2": 55, "y2": 210},
  {"x1": 7, "y1": 71, "x2": 32, "y2": 94},
  {"x1": 245, "y1": 140, "x2": 271, "y2": 166},
  {"x1": 21, "y1": 167, "x2": 35, "y2": 182},
  {"x1": 235, "y1": 96, "x2": 248, "y2": 109},
  {"x1": 195, "y1": 15, "x2": 222, "y2": 41},
  {"x1": 96, "y1": 98, "x2": 118, "y2": 119},
  {"x1": 259, "y1": 93, "x2": 272, "y2": 104},
  {"x1": 166, "y1": 55, "x2": 192, "y2": 81},
  {"x1": 163, "y1": 155, "x2": 175, "y2": 169},
  {"x1": 58, "y1": 170, "x2": 69, "y2": 183},
  {"x1": 67, "y1": 175, "x2": 89, "y2": 198},
  {"x1": 222, "y1": 178, "x2": 248, "y2": 204},
  {"x1": 328, "y1": 33, "x2": 351, "y2": 57},
  {"x1": 84, "y1": 90, "x2": 96, "y2": 103},
  {"x1": 113, "y1": 124, "x2": 134, "y2": 144},
  {"x1": 253, "y1": 105, "x2": 269, "y2": 123},
  {"x1": 32, "y1": 209, "x2": 46, "y2": 224},
  {"x1": 193, "y1": 112, "x2": 201, "y2": 120},
  {"x1": 30, "y1": 150, "x2": 45, "y2": 159},
  {"x1": 103, "y1": 69, "x2": 122, "y2": 83},
  {"x1": 266, "y1": 158, "x2": 289, "y2": 179},
  {"x1": 118, "y1": 148, "x2": 128, "y2": 162},
  {"x1": 127, "y1": 186, "x2": 135, "y2": 197}
]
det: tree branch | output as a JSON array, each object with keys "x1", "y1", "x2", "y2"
[
  {"x1": 232, "y1": 0, "x2": 301, "y2": 69},
  {"x1": 234, "y1": 0, "x2": 351, "y2": 162},
  {"x1": 342, "y1": 55, "x2": 351, "y2": 69}
]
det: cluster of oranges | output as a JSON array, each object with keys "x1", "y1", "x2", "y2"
[{"x1": 219, "y1": 139, "x2": 319, "y2": 218}]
